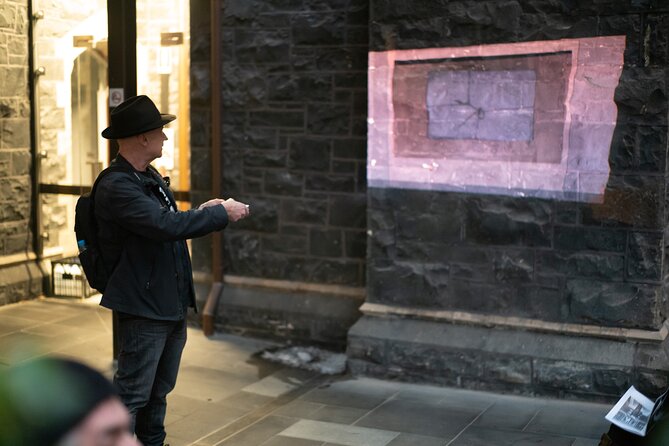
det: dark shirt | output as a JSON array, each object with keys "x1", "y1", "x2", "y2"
[
  {"x1": 138, "y1": 170, "x2": 191, "y2": 316},
  {"x1": 95, "y1": 155, "x2": 229, "y2": 320}
]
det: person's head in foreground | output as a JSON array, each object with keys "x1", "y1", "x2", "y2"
[{"x1": 0, "y1": 357, "x2": 140, "y2": 446}]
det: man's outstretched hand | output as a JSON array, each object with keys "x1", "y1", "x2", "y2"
[
  {"x1": 199, "y1": 198, "x2": 250, "y2": 222},
  {"x1": 222, "y1": 198, "x2": 250, "y2": 222}
]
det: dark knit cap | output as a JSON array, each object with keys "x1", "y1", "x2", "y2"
[{"x1": 0, "y1": 357, "x2": 117, "y2": 446}]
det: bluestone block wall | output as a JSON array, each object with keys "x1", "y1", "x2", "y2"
[
  {"x1": 368, "y1": 0, "x2": 669, "y2": 330},
  {"x1": 0, "y1": 0, "x2": 41, "y2": 306},
  {"x1": 216, "y1": 0, "x2": 369, "y2": 287}
]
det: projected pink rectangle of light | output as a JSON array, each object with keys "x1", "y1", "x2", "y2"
[{"x1": 367, "y1": 36, "x2": 626, "y2": 202}]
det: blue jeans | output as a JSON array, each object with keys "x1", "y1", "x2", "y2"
[{"x1": 114, "y1": 313, "x2": 187, "y2": 446}]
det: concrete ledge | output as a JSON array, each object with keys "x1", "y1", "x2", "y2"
[
  {"x1": 347, "y1": 315, "x2": 669, "y2": 403},
  {"x1": 361, "y1": 302, "x2": 669, "y2": 342},
  {"x1": 0, "y1": 260, "x2": 43, "y2": 307},
  {"x1": 224, "y1": 275, "x2": 366, "y2": 300},
  {"x1": 0, "y1": 252, "x2": 37, "y2": 267},
  {"x1": 194, "y1": 280, "x2": 364, "y2": 349}
]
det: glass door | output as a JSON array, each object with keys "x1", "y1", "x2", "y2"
[
  {"x1": 136, "y1": 0, "x2": 191, "y2": 208},
  {"x1": 33, "y1": 0, "x2": 108, "y2": 258},
  {"x1": 32, "y1": 0, "x2": 191, "y2": 264}
]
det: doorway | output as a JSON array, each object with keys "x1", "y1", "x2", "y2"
[{"x1": 32, "y1": 0, "x2": 192, "y2": 290}]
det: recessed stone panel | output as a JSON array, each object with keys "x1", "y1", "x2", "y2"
[{"x1": 426, "y1": 70, "x2": 536, "y2": 142}]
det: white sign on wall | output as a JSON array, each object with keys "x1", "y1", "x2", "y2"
[{"x1": 109, "y1": 88, "x2": 125, "y2": 107}]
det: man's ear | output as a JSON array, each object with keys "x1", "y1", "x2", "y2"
[{"x1": 138, "y1": 133, "x2": 149, "y2": 146}]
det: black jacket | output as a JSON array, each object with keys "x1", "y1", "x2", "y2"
[{"x1": 95, "y1": 156, "x2": 228, "y2": 320}]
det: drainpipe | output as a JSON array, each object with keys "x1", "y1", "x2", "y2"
[
  {"x1": 202, "y1": 0, "x2": 223, "y2": 336},
  {"x1": 28, "y1": 3, "x2": 52, "y2": 299}
]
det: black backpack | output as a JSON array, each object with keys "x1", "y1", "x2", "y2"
[{"x1": 74, "y1": 164, "x2": 134, "y2": 293}]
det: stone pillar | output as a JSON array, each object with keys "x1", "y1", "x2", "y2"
[
  {"x1": 0, "y1": 0, "x2": 42, "y2": 306},
  {"x1": 348, "y1": 0, "x2": 669, "y2": 401},
  {"x1": 189, "y1": 0, "x2": 213, "y2": 280}
]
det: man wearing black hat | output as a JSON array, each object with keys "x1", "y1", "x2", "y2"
[{"x1": 95, "y1": 95, "x2": 249, "y2": 446}]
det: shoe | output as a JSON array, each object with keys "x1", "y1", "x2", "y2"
[{"x1": 598, "y1": 434, "x2": 613, "y2": 446}]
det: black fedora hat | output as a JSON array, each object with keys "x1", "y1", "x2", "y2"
[{"x1": 101, "y1": 95, "x2": 176, "y2": 139}]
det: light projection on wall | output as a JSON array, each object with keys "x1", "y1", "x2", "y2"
[{"x1": 368, "y1": 36, "x2": 626, "y2": 202}]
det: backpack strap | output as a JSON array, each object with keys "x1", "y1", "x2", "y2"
[
  {"x1": 87, "y1": 163, "x2": 141, "y2": 237},
  {"x1": 90, "y1": 163, "x2": 139, "y2": 201},
  {"x1": 92, "y1": 161, "x2": 174, "y2": 214}
]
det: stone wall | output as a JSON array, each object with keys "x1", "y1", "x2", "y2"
[
  {"x1": 349, "y1": 0, "x2": 669, "y2": 400},
  {"x1": 0, "y1": 0, "x2": 42, "y2": 306},
  {"x1": 0, "y1": 0, "x2": 30, "y2": 256},
  {"x1": 187, "y1": 0, "x2": 369, "y2": 345},
  {"x1": 218, "y1": 0, "x2": 369, "y2": 287},
  {"x1": 367, "y1": 0, "x2": 669, "y2": 329}
]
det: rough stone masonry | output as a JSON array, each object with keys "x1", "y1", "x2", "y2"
[
  {"x1": 189, "y1": 0, "x2": 369, "y2": 347},
  {"x1": 0, "y1": 0, "x2": 41, "y2": 307},
  {"x1": 187, "y1": 0, "x2": 669, "y2": 398},
  {"x1": 348, "y1": 0, "x2": 669, "y2": 401}
]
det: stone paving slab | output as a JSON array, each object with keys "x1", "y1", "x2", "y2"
[
  {"x1": 279, "y1": 420, "x2": 400, "y2": 446},
  {"x1": 449, "y1": 426, "x2": 575, "y2": 446},
  {"x1": 355, "y1": 398, "x2": 483, "y2": 439},
  {"x1": 472, "y1": 397, "x2": 544, "y2": 431},
  {"x1": 0, "y1": 299, "x2": 612, "y2": 446}
]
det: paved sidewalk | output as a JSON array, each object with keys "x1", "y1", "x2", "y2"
[{"x1": 0, "y1": 299, "x2": 610, "y2": 445}]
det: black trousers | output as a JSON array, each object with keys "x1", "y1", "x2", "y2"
[{"x1": 114, "y1": 312, "x2": 187, "y2": 446}]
